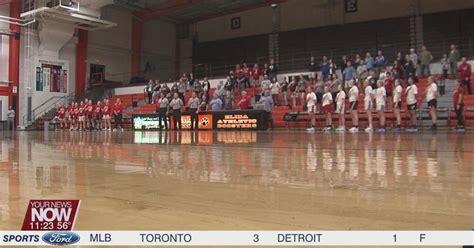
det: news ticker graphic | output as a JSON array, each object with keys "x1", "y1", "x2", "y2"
[
  {"x1": 0, "y1": 231, "x2": 472, "y2": 246},
  {"x1": 21, "y1": 200, "x2": 80, "y2": 231}
]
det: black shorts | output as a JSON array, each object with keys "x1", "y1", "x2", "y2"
[
  {"x1": 349, "y1": 101, "x2": 358, "y2": 110},
  {"x1": 428, "y1": 99, "x2": 437, "y2": 108},
  {"x1": 393, "y1": 101, "x2": 402, "y2": 109},
  {"x1": 408, "y1": 103, "x2": 417, "y2": 110},
  {"x1": 316, "y1": 92, "x2": 323, "y2": 104}
]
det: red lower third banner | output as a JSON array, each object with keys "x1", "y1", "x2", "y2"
[{"x1": 21, "y1": 200, "x2": 80, "y2": 231}]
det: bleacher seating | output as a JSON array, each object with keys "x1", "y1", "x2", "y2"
[{"x1": 116, "y1": 78, "x2": 437, "y2": 129}]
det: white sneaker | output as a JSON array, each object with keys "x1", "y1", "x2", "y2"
[
  {"x1": 108, "y1": 128, "x2": 112, "y2": 131},
  {"x1": 306, "y1": 127, "x2": 315, "y2": 132},
  {"x1": 323, "y1": 126, "x2": 333, "y2": 132},
  {"x1": 349, "y1": 127, "x2": 359, "y2": 133},
  {"x1": 365, "y1": 127, "x2": 373, "y2": 132},
  {"x1": 336, "y1": 126, "x2": 346, "y2": 132}
]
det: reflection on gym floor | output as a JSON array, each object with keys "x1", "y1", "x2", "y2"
[{"x1": 0, "y1": 131, "x2": 472, "y2": 231}]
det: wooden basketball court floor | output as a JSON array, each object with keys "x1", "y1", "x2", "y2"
[{"x1": 0, "y1": 131, "x2": 472, "y2": 247}]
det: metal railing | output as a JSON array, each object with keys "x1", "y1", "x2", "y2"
[
  {"x1": 90, "y1": 70, "x2": 148, "y2": 88},
  {"x1": 21, "y1": 90, "x2": 77, "y2": 127}
]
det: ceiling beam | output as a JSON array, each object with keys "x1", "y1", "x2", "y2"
[
  {"x1": 135, "y1": 0, "x2": 202, "y2": 22},
  {"x1": 191, "y1": 0, "x2": 287, "y2": 23}
]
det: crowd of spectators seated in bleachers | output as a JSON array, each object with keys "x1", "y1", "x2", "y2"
[{"x1": 139, "y1": 43, "x2": 471, "y2": 131}]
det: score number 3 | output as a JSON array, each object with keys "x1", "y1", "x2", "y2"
[{"x1": 253, "y1": 234, "x2": 259, "y2": 243}]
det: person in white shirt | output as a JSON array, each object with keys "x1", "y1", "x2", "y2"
[
  {"x1": 321, "y1": 86, "x2": 333, "y2": 131},
  {"x1": 306, "y1": 86, "x2": 317, "y2": 131},
  {"x1": 169, "y1": 93, "x2": 184, "y2": 130},
  {"x1": 426, "y1": 76, "x2": 438, "y2": 130},
  {"x1": 270, "y1": 78, "x2": 280, "y2": 106},
  {"x1": 261, "y1": 75, "x2": 271, "y2": 94},
  {"x1": 7, "y1": 106, "x2": 15, "y2": 131},
  {"x1": 335, "y1": 84, "x2": 346, "y2": 131},
  {"x1": 348, "y1": 80, "x2": 359, "y2": 132},
  {"x1": 409, "y1": 48, "x2": 418, "y2": 71},
  {"x1": 187, "y1": 92, "x2": 200, "y2": 130},
  {"x1": 363, "y1": 80, "x2": 374, "y2": 132},
  {"x1": 392, "y1": 79, "x2": 403, "y2": 131},
  {"x1": 375, "y1": 80, "x2": 387, "y2": 131},
  {"x1": 157, "y1": 92, "x2": 170, "y2": 130},
  {"x1": 405, "y1": 77, "x2": 418, "y2": 131}
]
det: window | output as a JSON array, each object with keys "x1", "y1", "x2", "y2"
[
  {"x1": 231, "y1": 17, "x2": 241, "y2": 30},
  {"x1": 345, "y1": 0, "x2": 357, "y2": 13},
  {"x1": 0, "y1": 36, "x2": 9, "y2": 85}
]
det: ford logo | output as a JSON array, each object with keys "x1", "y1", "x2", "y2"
[{"x1": 42, "y1": 231, "x2": 80, "y2": 246}]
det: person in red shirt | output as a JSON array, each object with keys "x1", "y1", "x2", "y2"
[
  {"x1": 102, "y1": 99, "x2": 111, "y2": 131},
  {"x1": 391, "y1": 60, "x2": 404, "y2": 80},
  {"x1": 70, "y1": 102, "x2": 79, "y2": 131},
  {"x1": 77, "y1": 101, "x2": 85, "y2": 131},
  {"x1": 113, "y1": 98, "x2": 124, "y2": 131},
  {"x1": 93, "y1": 101, "x2": 102, "y2": 130},
  {"x1": 57, "y1": 103, "x2": 67, "y2": 129},
  {"x1": 86, "y1": 99, "x2": 94, "y2": 130},
  {"x1": 453, "y1": 80, "x2": 465, "y2": 131},
  {"x1": 384, "y1": 72, "x2": 394, "y2": 109},
  {"x1": 238, "y1": 90, "x2": 251, "y2": 110},
  {"x1": 262, "y1": 63, "x2": 269, "y2": 78},
  {"x1": 458, "y1": 57, "x2": 472, "y2": 94},
  {"x1": 251, "y1": 63, "x2": 260, "y2": 87}
]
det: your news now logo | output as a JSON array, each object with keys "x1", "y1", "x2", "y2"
[
  {"x1": 42, "y1": 232, "x2": 80, "y2": 246},
  {"x1": 21, "y1": 200, "x2": 80, "y2": 231}
]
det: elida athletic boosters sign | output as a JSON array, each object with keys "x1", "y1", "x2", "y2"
[
  {"x1": 133, "y1": 110, "x2": 268, "y2": 130},
  {"x1": 212, "y1": 111, "x2": 268, "y2": 130}
]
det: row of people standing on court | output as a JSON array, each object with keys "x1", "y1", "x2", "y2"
[{"x1": 303, "y1": 75, "x2": 466, "y2": 132}]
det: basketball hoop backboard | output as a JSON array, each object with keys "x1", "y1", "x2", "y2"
[{"x1": 19, "y1": 0, "x2": 116, "y2": 31}]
